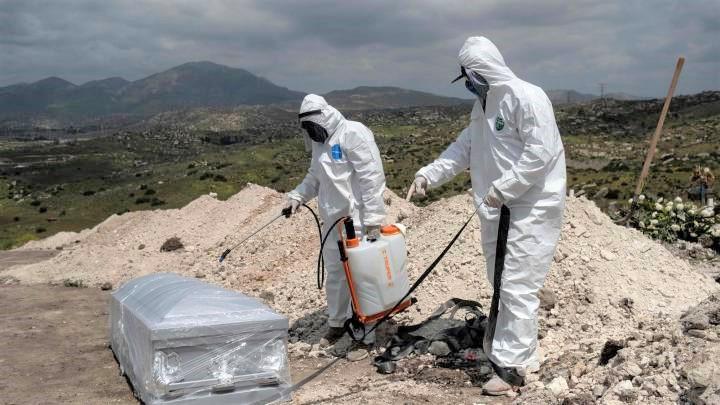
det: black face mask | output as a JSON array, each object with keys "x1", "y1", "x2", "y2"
[{"x1": 301, "y1": 121, "x2": 329, "y2": 143}]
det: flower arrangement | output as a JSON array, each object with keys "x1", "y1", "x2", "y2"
[{"x1": 629, "y1": 195, "x2": 719, "y2": 250}]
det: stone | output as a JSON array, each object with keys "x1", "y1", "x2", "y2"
[
  {"x1": 259, "y1": 290, "x2": 275, "y2": 304},
  {"x1": 539, "y1": 287, "x2": 557, "y2": 310},
  {"x1": 100, "y1": 281, "x2": 113, "y2": 291},
  {"x1": 622, "y1": 362, "x2": 642, "y2": 378},
  {"x1": 613, "y1": 380, "x2": 637, "y2": 402},
  {"x1": 592, "y1": 384, "x2": 605, "y2": 398},
  {"x1": 546, "y1": 376, "x2": 569, "y2": 396},
  {"x1": 599, "y1": 249, "x2": 617, "y2": 261},
  {"x1": 428, "y1": 340, "x2": 451, "y2": 357}
]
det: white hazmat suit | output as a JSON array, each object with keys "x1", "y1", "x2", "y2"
[
  {"x1": 416, "y1": 37, "x2": 566, "y2": 374},
  {"x1": 288, "y1": 94, "x2": 386, "y2": 341}
]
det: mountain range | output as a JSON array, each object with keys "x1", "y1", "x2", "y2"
[{"x1": 0, "y1": 61, "x2": 640, "y2": 126}]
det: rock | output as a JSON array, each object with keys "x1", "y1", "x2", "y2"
[
  {"x1": 160, "y1": 237, "x2": 184, "y2": 252},
  {"x1": 592, "y1": 384, "x2": 605, "y2": 398},
  {"x1": 613, "y1": 380, "x2": 637, "y2": 402},
  {"x1": 194, "y1": 271, "x2": 206, "y2": 279},
  {"x1": 621, "y1": 362, "x2": 642, "y2": 378},
  {"x1": 346, "y1": 348, "x2": 369, "y2": 362},
  {"x1": 687, "y1": 329, "x2": 707, "y2": 339},
  {"x1": 100, "y1": 282, "x2": 113, "y2": 291},
  {"x1": 546, "y1": 376, "x2": 569, "y2": 396},
  {"x1": 599, "y1": 249, "x2": 617, "y2": 261},
  {"x1": 599, "y1": 340, "x2": 625, "y2": 365},
  {"x1": 539, "y1": 287, "x2": 557, "y2": 310},
  {"x1": 259, "y1": 290, "x2": 275, "y2": 304},
  {"x1": 428, "y1": 340, "x2": 451, "y2": 357},
  {"x1": 137, "y1": 243, "x2": 145, "y2": 250}
]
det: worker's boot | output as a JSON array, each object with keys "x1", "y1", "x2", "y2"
[
  {"x1": 319, "y1": 326, "x2": 345, "y2": 348},
  {"x1": 482, "y1": 375, "x2": 514, "y2": 396}
]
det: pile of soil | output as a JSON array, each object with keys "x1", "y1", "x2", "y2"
[{"x1": 4, "y1": 184, "x2": 719, "y2": 404}]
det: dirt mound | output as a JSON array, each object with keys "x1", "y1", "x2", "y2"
[{"x1": 4, "y1": 184, "x2": 718, "y2": 404}]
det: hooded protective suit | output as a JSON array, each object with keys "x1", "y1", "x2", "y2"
[
  {"x1": 416, "y1": 37, "x2": 566, "y2": 374},
  {"x1": 288, "y1": 94, "x2": 386, "y2": 338}
]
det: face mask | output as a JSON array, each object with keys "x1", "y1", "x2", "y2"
[
  {"x1": 301, "y1": 121, "x2": 329, "y2": 143},
  {"x1": 466, "y1": 71, "x2": 489, "y2": 101}
]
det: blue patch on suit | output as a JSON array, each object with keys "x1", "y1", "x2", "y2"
[{"x1": 331, "y1": 144, "x2": 343, "y2": 160}]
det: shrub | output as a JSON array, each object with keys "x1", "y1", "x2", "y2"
[
  {"x1": 38, "y1": 206, "x2": 47, "y2": 213},
  {"x1": 35, "y1": 227, "x2": 46, "y2": 233},
  {"x1": 150, "y1": 198, "x2": 166, "y2": 207},
  {"x1": 144, "y1": 188, "x2": 156, "y2": 195},
  {"x1": 135, "y1": 197, "x2": 150, "y2": 204},
  {"x1": 82, "y1": 190, "x2": 95, "y2": 196},
  {"x1": 30, "y1": 200, "x2": 41, "y2": 206}
]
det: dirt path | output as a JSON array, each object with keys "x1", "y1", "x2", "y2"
[
  {"x1": 0, "y1": 250, "x2": 58, "y2": 271},
  {"x1": 0, "y1": 285, "x2": 135, "y2": 405},
  {"x1": 0, "y1": 284, "x2": 508, "y2": 405}
]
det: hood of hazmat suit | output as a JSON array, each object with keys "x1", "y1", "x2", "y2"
[
  {"x1": 288, "y1": 94, "x2": 387, "y2": 226},
  {"x1": 416, "y1": 37, "x2": 566, "y2": 374},
  {"x1": 287, "y1": 94, "x2": 387, "y2": 336}
]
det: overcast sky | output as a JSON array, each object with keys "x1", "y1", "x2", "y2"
[{"x1": 1, "y1": 0, "x2": 718, "y2": 98}]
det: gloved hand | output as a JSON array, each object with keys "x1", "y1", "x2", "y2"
[
  {"x1": 405, "y1": 176, "x2": 428, "y2": 201},
  {"x1": 483, "y1": 186, "x2": 504, "y2": 208},
  {"x1": 365, "y1": 225, "x2": 382, "y2": 242},
  {"x1": 282, "y1": 198, "x2": 301, "y2": 217}
]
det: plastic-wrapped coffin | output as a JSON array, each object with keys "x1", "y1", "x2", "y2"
[{"x1": 110, "y1": 273, "x2": 291, "y2": 404}]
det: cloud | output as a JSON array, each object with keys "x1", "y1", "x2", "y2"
[{"x1": 0, "y1": 0, "x2": 717, "y2": 97}]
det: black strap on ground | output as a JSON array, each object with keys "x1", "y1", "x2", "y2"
[
  {"x1": 373, "y1": 298, "x2": 486, "y2": 374},
  {"x1": 345, "y1": 205, "x2": 480, "y2": 342},
  {"x1": 483, "y1": 205, "x2": 524, "y2": 387}
]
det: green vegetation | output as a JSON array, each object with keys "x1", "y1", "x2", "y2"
[{"x1": 1, "y1": 92, "x2": 718, "y2": 249}]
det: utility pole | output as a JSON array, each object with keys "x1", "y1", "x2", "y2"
[{"x1": 599, "y1": 83, "x2": 607, "y2": 99}]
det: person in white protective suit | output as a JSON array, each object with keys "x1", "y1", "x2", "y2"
[
  {"x1": 284, "y1": 94, "x2": 387, "y2": 358},
  {"x1": 407, "y1": 37, "x2": 566, "y2": 394}
]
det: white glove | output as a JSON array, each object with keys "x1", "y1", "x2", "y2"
[
  {"x1": 282, "y1": 198, "x2": 301, "y2": 217},
  {"x1": 406, "y1": 176, "x2": 428, "y2": 201},
  {"x1": 483, "y1": 186, "x2": 504, "y2": 208}
]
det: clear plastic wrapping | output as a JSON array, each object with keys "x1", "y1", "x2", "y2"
[{"x1": 110, "y1": 273, "x2": 292, "y2": 404}]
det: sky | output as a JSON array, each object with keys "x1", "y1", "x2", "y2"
[{"x1": 1, "y1": 0, "x2": 718, "y2": 98}]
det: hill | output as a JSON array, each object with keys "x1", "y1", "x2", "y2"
[
  {"x1": 322, "y1": 86, "x2": 470, "y2": 110},
  {"x1": 0, "y1": 62, "x2": 303, "y2": 123}
]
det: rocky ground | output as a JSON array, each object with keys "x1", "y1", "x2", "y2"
[{"x1": 2, "y1": 184, "x2": 719, "y2": 404}]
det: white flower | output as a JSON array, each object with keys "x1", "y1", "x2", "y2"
[
  {"x1": 650, "y1": 219, "x2": 659, "y2": 225},
  {"x1": 655, "y1": 203, "x2": 663, "y2": 211},
  {"x1": 710, "y1": 225, "x2": 720, "y2": 237},
  {"x1": 671, "y1": 224, "x2": 681, "y2": 231},
  {"x1": 652, "y1": 211, "x2": 658, "y2": 218},
  {"x1": 638, "y1": 195, "x2": 646, "y2": 202},
  {"x1": 675, "y1": 203, "x2": 684, "y2": 211},
  {"x1": 658, "y1": 197, "x2": 664, "y2": 203},
  {"x1": 639, "y1": 221, "x2": 646, "y2": 228},
  {"x1": 701, "y1": 208, "x2": 714, "y2": 218},
  {"x1": 670, "y1": 211, "x2": 676, "y2": 218},
  {"x1": 674, "y1": 196, "x2": 683, "y2": 204},
  {"x1": 664, "y1": 205, "x2": 673, "y2": 213},
  {"x1": 688, "y1": 209, "x2": 696, "y2": 215},
  {"x1": 628, "y1": 198, "x2": 634, "y2": 204}
]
